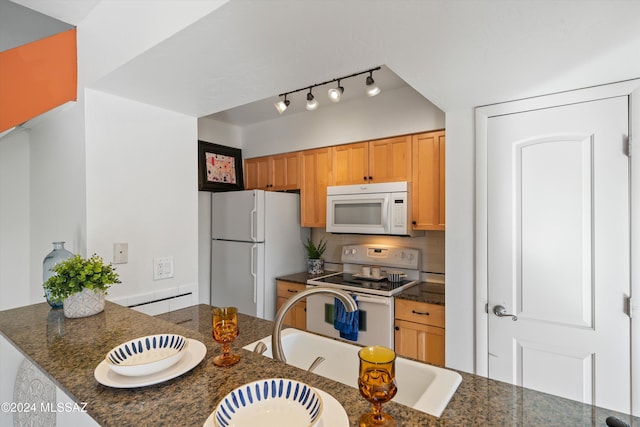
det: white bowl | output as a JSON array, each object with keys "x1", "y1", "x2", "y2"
[
  {"x1": 214, "y1": 379, "x2": 323, "y2": 427},
  {"x1": 105, "y1": 334, "x2": 188, "y2": 377}
]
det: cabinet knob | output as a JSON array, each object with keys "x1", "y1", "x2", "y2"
[
  {"x1": 368, "y1": 176, "x2": 373, "y2": 181},
  {"x1": 394, "y1": 326, "x2": 400, "y2": 331},
  {"x1": 363, "y1": 176, "x2": 367, "y2": 181},
  {"x1": 412, "y1": 221, "x2": 417, "y2": 225}
]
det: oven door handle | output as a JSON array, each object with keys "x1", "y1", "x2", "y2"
[{"x1": 350, "y1": 294, "x2": 391, "y2": 305}]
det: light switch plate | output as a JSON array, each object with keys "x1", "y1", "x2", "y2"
[{"x1": 113, "y1": 243, "x2": 128, "y2": 264}]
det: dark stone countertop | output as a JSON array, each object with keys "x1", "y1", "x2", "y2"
[
  {"x1": 394, "y1": 282, "x2": 445, "y2": 306},
  {"x1": 277, "y1": 270, "x2": 341, "y2": 285},
  {"x1": 278, "y1": 271, "x2": 445, "y2": 305},
  {"x1": 0, "y1": 302, "x2": 637, "y2": 426}
]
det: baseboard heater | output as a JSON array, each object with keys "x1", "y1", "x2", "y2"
[{"x1": 127, "y1": 292, "x2": 192, "y2": 309}]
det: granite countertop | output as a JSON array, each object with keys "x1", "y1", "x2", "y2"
[
  {"x1": 278, "y1": 271, "x2": 445, "y2": 305},
  {"x1": 0, "y1": 302, "x2": 637, "y2": 426},
  {"x1": 277, "y1": 271, "x2": 340, "y2": 285},
  {"x1": 394, "y1": 282, "x2": 445, "y2": 305}
]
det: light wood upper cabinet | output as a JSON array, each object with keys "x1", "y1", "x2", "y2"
[
  {"x1": 331, "y1": 135, "x2": 411, "y2": 185},
  {"x1": 244, "y1": 156, "x2": 270, "y2": 190},
  {"x1": 368, "y1": 135, "x2": 412, "y2": 183},
  {"x1": 300, "y1": 147, "x2": 332, "y2": 227},
  {"x1": 332, "y1": 142, "x2": 369, "y2": 185},
  {"x1": 244, "y1": 152, "x2": 301, "y2": 191},
  {"x1": 411, "y1": 130, "x2": 445, "y2": 230}
]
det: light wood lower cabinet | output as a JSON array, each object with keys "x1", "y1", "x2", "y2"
[
  {"x1": 394, "y1": 299, "x2": 444, "y2": 367},
  {"x1": 276, "y1": 280, "x2": 307, "y2": 330}
]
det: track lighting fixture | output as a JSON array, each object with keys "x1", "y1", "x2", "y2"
[
  {"x1": 274, "y1": 66, "x2": 381, "y2": 114},
  {"x1": 365, "y1": 71, "x2": 381, "y2": 97},
  {"x1": 274, "y1": 94, "x2": 290, "y2": 114},
  {"x1": 328, "y1": 80, "x2": 344, "y2": 103},
  {"x1": 306, "y1": 88, "x2": 318, "y2": 111}
]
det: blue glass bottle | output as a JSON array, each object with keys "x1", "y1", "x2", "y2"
[{"x1": 42, "y1": 242, "x2": 73, "y2": 308}]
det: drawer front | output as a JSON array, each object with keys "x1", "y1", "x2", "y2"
[
  {"x1": 276, "y1": 281, "x2": 307, "y2": 299},
  {"x1": 395, "y1": 299, "x2": 444, "y2": 328}
]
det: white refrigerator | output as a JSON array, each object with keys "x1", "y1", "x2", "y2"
[{"x1": 211, "y1": 190, "x2": 309, "y2": 321}]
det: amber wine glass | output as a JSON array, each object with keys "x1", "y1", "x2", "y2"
[
  {"x1": 358, "y1": 346, "x2": 398, "y2": 426},
  {"x1": 212, "y1": 307, "x2": 240, "y2": 367}
]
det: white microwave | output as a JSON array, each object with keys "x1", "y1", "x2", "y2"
[{"x1": 326, "y1": 182, "x2": 421, "y2": 236}]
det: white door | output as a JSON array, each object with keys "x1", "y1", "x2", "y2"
[{"x1": 487, "y1": 96, "x2": 631, "y2": 413}]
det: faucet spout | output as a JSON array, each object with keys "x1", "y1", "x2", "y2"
[{"x1": 271, "y1": 287, "x2": 357, "y2": 364}]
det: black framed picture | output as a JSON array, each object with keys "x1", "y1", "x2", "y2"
[{"x1": 198, "y1": 140, "x2": 244, "y2": 192}]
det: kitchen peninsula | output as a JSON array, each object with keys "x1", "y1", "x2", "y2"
[{"x1": 0, "y1": 302, "x2": 636, "y2": 426}]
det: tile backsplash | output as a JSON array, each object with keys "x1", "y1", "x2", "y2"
[{"x1": 311, "y1": 229, "x2": 444, "y2": 274}]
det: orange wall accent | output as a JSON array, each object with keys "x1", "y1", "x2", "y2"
[{"x1": 0, "y1": 28, "x2": 77, "y2": 133}]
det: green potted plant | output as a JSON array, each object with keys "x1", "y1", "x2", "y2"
[
  {"x1": 43, "y1": 254, "x2": 121, "y2": 318},
  {"x1": 304, "y1": 237, "x2": 327, "y2": 275}
]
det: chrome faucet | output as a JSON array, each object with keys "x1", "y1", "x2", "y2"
[{"x1": 271, "y1": 287, "x2": 358, "y2": 364}]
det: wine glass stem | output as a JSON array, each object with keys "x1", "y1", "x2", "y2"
[
  {"x1": 221, "y1": 342, "x2": 231, "y2": 356},
  {"x1": 372, "y1": 402, "x2": 384, "y2": 421}
]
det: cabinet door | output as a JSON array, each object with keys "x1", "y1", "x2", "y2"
[
  {"x1": 244, "y1": 157, "x2": 270, "y2": 190},
  {"x1": 368, "y1": 135, "x2": 412, "y2": 183},
  {"x1": 301, "y1": 148, "x2": 332, "y2": 227},
  {"x1": 394, "y1": 319, "x2": 445, "y2": 367},
  {"x1": 411, "y1": 130, "x2": 445, "y2": 230},
  {"x1": 271, "y1": 152, "x2": 301, "y2": 191},
  {"x1": 331, "y1": 142, "x2": 369, "y2": 185},
  {"x1": 276, "y1": 281, "x2": 307, "y2": 330}
]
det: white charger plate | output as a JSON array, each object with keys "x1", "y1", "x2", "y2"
[
  {"x1": 94, "y1": 338, "x2": 206, "y2": 388},
  {"x1": 202, "y1": 388, "x2": 348, "y2": 427}
]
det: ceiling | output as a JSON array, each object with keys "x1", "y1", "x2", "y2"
[{"x1": 9, "y1": 0, "x2": 640, "y2": 127}]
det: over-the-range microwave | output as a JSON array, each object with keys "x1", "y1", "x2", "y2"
[{"x1": 326, "y1": 182, "x2": 422, "y2": 236}]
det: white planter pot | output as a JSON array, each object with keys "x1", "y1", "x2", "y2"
[{"x1": 63, "y1": 288, "x2": 105, "y2": 318}]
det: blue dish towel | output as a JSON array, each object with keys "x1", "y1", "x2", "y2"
[{"x1": 334, "y1": 295, "x2": 359, "y2": 341}]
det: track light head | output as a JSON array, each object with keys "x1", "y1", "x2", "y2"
[
  {"x1": 306, "y1": 89, "x2": 318, "y2": 111},
  {"x1": 365, "y1": 71, "x2": 381, "y2": 97},
  {"x1": 274, "y1": 95, "x2": 290, "y2": 114},
  {"x1": 328, "y1": 80, "x2": 344, "y2": 103}
]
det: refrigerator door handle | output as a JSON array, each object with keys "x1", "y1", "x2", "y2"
[
  {"x1": 250, "y1": 197, "x2": 257, "y2": 241},
  {"x1": 250, "y1": 244, "x2": 257, "y2": 304}
]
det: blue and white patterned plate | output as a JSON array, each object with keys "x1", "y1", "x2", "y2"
[
  {"x1": 105, "y1": 334, "x2": 188, "y2": 377},
  {"x1": 214, "y1": 379, "x2": 323, "y2": 427}
]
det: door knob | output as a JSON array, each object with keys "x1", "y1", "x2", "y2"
[{"x1": 493, "y1": 305, "x2": 518, "y2": 321}]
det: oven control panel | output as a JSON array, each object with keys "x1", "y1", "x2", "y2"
[{"x1": 341, "y1": 244, "x2": 419, "y2": 269}]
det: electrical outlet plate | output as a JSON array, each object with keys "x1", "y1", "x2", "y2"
[
  {"x1": 113, "y1": 243, "x2": 128, "y2": 264},
  {"x1": 153, "y1": 256, "x2": 174, "y2": 280}
]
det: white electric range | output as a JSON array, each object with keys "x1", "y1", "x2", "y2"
[{"x1": 306, "y1": 244, "x2": 421, "y2": 348}]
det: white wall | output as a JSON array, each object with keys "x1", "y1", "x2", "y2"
[
  {"x1": 85, "y1": 89, "x2": 198, "y2": 306},
  {"x1": 29, "y1": 101, "x2": 87, "y2": 304},
  {"x1": 444, "y1": 109, "x2": 476, "y2": 373},
  {"x1": 0, "y1": 129, "x2": 30, "y2": 310},
  {"x1": 240, "y1": 86, "x2": 445, "y2": 158}
]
